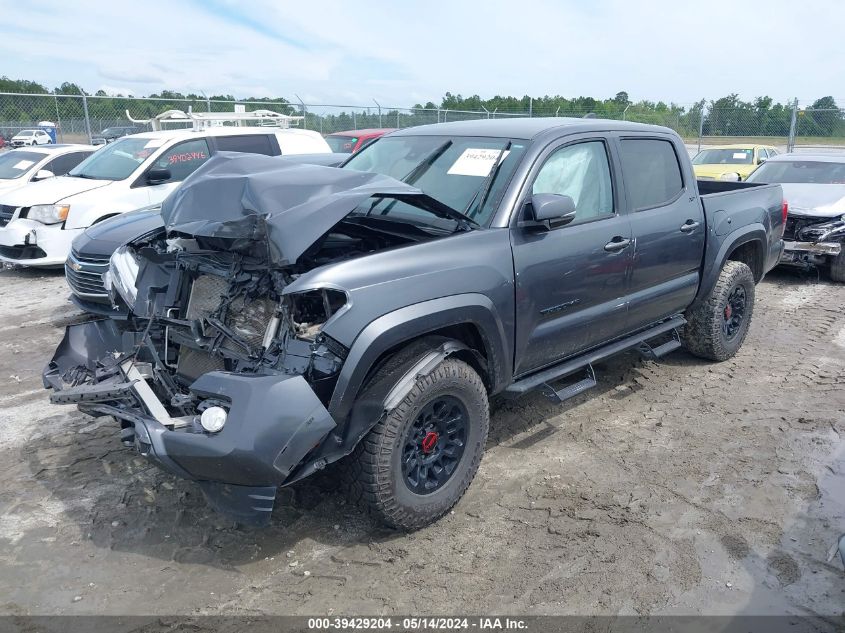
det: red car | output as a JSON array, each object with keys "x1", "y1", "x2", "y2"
[{"x1": 324, "y1": 128, "x2": 395, "y2": 154}]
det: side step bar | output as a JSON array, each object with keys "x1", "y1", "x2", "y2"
[
  {"x1": 637, "y1": 329, "x2": 681, "y2": 360},
  {"x1": 505, "y1": 315, "x2": 686, "y2": 400},
  {"x1": 540, "y1": 365, "x2": 597, "y2": 404}
]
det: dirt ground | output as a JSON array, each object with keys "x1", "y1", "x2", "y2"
[{"x1": 0, "y1": 265, "x2": 842, "y2": 620}]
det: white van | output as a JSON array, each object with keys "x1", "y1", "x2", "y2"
[{"x1": 0, "y1": 127, "x2": 330, "y2": 267}]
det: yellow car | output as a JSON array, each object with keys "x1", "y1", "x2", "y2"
[{"x1": 692, "y1": 144, "x2": 779, "y2": 181}]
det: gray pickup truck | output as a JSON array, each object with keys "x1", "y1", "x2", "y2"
[{"x1": 44, "y1": 119, "x2": 785, "y2": 529}]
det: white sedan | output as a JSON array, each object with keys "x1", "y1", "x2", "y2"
[{"x1": 11, "y1": 129, "x2": 53, "y2": 147}]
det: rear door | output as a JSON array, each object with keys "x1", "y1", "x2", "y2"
[
  {"x1": 510, "y1": 135, "x2": 632, "y2": 376},
  {"x1": 619, "y1": 135, "x2": 705, "y2": 329}
]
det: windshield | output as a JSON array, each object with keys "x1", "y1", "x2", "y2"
[
  {"x1": 343, "y1": 135, "x2": 526, "y2": 226},
  {"x1": 326, "y1": 135, "x2": 358, "y2": 153},
  {"x1": 68, "y1": 136, "x2": 162, "y2": 181},
  {"x1": 0, "y1": 151, "x2": 43, "y2": 179},
  {"x1": 17, "y1": 130, "x2": 34, "y2": 137},
  {"x1": 692, "y1": 148, "x2": 754, "y2": 165},
  {"x1": 100, "y1": 128, "x2": 124, "y2": 136},
  {"x1": 747, "y1": 160, "x2": 845, "y2": 184}
]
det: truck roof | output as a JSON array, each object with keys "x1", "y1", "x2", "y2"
[{"x1": 389, "y1": 117, "x2": 675, "y2": 140}]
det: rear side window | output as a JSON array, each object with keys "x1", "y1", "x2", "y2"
[
  {"x1": 619, "y1": 139, "x2": 684, "y2": 211},
  {"x1": 46, "y1": 151, "x2": 92, "y2": 175},
  {"x1": 214, "y1": 134, "x2": 275, "y2": 156}
]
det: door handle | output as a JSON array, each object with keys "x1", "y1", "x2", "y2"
[
  {"x1": 604, "y1": 237, "x2": 631, "y2": 252},
  {"x1": 680, "y1": 220, "x2": 700, "y2": 233}
]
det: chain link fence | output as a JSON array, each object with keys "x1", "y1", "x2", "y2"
[{"x1": 1, "y1": 92, "x2": 843, "y2": 153}]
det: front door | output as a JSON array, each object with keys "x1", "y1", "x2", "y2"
[{"x1": 510, "y1": 138, "x2": 632, "y2": 377}]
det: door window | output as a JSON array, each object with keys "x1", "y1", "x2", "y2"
[
  {"x1": 153, "y1": 139, "x2": 211, "y2": 182},
  {"x1": 619, "y1": 139, "x2": 684, "y2": 211},
  {"x1": 531, "y1": 141, "x2": 614, "y2": 225}
]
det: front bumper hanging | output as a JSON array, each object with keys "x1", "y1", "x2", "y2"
[{"x1": 43, "y1": 319, "x2": 337, "y2": 524}]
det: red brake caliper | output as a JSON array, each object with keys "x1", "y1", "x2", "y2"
[
  {"x1": 724, "y1": 304, "x2": 732, "y2": 319},
  {"x1": 421, "y1": 431, "x2": 439, "y2": 454}
]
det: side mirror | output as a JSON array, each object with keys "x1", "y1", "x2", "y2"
[
  {"x1": 524, "y1": 194, "x2": 577, "y2": 230},
  {"x1": 32, "y1": 169, "x2": 55, "y2": 181},
  {"x1": 145, "y1": 167, "x2": 172, "y2": 185}
]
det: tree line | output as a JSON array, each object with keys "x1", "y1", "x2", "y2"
[{"x1": 0, "y1": 77, "x2": 842, "y2": 138}]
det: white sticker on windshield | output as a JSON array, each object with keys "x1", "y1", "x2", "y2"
[
  {"x1": 144, "y1": 139, "x2": 166, "y2": 149},
  {"x1": 733, "y1": 152, "x2": 749, "y2": 159},
  {"x1": 12, "y1": 160, "x2": 35, "y2": 170},
  {"x1": 447, "y1": 148, "x2": 510, "y2": 177}
]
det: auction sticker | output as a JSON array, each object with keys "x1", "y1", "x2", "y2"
[
  {"x1": 13, "y1": 160, "x2": 35, "y2": 170},
  {"x1": 448, "y1": 148, "x2": 509, "y2": 177}
]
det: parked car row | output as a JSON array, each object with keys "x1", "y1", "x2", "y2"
[
  {"x1": 0, "y1": 126, "x2": 332, "y2": 267},
  {"x1": 38, "y1": 117, "x2": 789, "y2": 530}
]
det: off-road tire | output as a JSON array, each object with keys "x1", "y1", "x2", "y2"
[
  {"x1": 346, "y1": 357, "x2": 489, "y2": 531},
  {"x1": 830, "y1": 251, "x2": 845, "y2": 283},
  {"x1": 682, "y1": 260, "x2": 755, "y2": 361}
]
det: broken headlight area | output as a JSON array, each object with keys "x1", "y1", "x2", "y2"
[{"x1": 795, "y1": 216, "x2": 845, "y2": 243}]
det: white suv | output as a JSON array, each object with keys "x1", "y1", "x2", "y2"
[
  {"x1": 0, "y1": 127, "x2": 330, "y2": 267},
  {"x1": 10, "y1": 129, "x2": 53, "y2": 147}
]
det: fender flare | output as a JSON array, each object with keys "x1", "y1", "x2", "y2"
[
  {"x1": 692, "y1": 223, "x2": 767, "y2": 309},
  {"x1": 326, "y1": 293, "x2": 511, "y2": 425}
]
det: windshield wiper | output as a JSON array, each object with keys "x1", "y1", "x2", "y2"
[
  {"x1": 463, "y1": 141, "x2": 512, "y2": 217},
  {"x1": 372, "y1": 193, "x2": 480, "y2": 231},
  {"x1": 69, "y1": 173, "x2": 98, "y2": 179},
  {"x1": 401, "y1": 140, "x2": 453, "y2": 185}
]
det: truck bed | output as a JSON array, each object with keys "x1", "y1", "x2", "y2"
[{"x1": 693, "y1": 179, "x2": 784, "y2": 306}]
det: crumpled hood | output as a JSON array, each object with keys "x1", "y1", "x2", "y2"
[
  {"x1": 781, "y1": 184, "x2": 845, "y2": 218},
  {"x1": 161, "y1": 152, "x2": 437, "y2": 266},
  {"x1": 0, "y1": 174, "x2": 111, "y2": 206}
]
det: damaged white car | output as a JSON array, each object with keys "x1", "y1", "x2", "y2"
[{"x1": 747, "y1": 153, "x2": 845, "y2": 281}]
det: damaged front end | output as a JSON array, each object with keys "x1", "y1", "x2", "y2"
[
  {"x1": 781, "y1": 212, "x2": 845, "y2": 268},
  {"x1": 43, "y1": 155, "x2": 458, "y2": 524},
  {"x1": 44, "y1": 240, "x2": 348, "y2": 524}
]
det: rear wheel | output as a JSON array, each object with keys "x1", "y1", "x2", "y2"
[
  {"x1": 682, "y1": 260, "x2": 755, "y2": 361},
  {"x1": 830, "y1": 251, "x2": 845, "y2": 283},
  {"x1": 346, "y1": 357, "x2": 489, "y2": 530}
]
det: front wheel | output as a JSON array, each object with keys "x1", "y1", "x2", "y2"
[
  {"x1": 346, "y1": 357, "x2": 489, "y2": 530},
  {"x1": 682, "y1": 260, "x2": 755, "y2": 361}
]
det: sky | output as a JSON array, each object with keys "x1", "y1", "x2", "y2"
[{"x1": 0, "y1": 0, "x2": 842, "y2": 108}]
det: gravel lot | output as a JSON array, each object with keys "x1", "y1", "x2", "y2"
[{"x1": 0, "y1": 265, "x2": 843, "y2": 619}]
